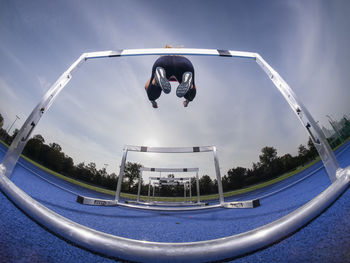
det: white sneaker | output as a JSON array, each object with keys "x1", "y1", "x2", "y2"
[
  {"x1": 155, "y1": 67, "x2": 171, "y2": 94},
  {"x1": 176, "y1": 72, "x2": 192, "y2": 98}
]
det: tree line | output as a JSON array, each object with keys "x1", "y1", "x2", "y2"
[
  {"x1": 0, "y1": 111, "x2": 349, "y2": 197},
  {"x1": 0, "y1": 129, "x2": 318, "y2": 196}
]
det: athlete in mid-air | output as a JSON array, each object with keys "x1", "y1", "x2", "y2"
[{"x1": 144, "y1": 47, "x2": 197, "y2": 108}]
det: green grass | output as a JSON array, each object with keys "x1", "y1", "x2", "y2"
[
  {"x1": 0, "y1": 139, "x2": 116, "y2": 196},
  {"x1": 23, "y1": 156, "x2": 117, "y2": 196},
  {"x1": 1, "y1": 137, "x2": 349, "y2": 202}
]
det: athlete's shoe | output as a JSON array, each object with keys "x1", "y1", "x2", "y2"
[
  {"x1": 155, "y1": 67, "x2": 171, "y2": 94},
  {"x1": 151, "y1": 100, "x2": 158, "y2": 108},
  {"x1": 176, "y1": 72, "x2": 192, "y2": 98}
]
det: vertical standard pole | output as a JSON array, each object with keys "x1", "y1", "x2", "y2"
[
  {"x1": 152, "y1": 183, "x2": 155, "y2": 201},
  {"x1": 147, "y1": 179, "x2": 151, "y2": 202},
  {"x1": 115, "y1": 147, "x2": 128, "y2": 201},
  {"x1": 184, "y1": 182, "x2": 186, "y2": 202},
  {"x1": 213, "y1": 146, "x2": 225, "y2": 205},
  {"x1": 7, "y1": 115, "x2": 20, "y2": 135},
  {"x1": 189, "y1": 178, "x2": 192, "y2": 202},
  {"x1": 137, "y1": 170, "x2": 142, "y2": 202},
  {"x1": 196, "y1": 171, "x2": 200, "y2": 203}
]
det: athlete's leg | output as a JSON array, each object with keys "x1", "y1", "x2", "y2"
[
  {"x1": 184, "y1": 85, "x2": 196, "y2": 101},
  {"x1": 145, "y1": 78, "x2": 162, "y2": 108},
  {"x1": 183, "y1": 84, "x2": 197, "y2": 107},
  {"x1": 172, "y1": 56, "x2": 195, "y2": 87}
]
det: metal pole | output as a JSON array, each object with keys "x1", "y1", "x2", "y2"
[
  {"x1": 327, "y1": 115, "x2": 343, "y2": 142},
  {"x1": 147, "y1": 178, "x2": 151, "y2": 202},
  {"x1": 196, "y1": 171, "x2": 200, "y2": 203},
  {"x1": 137, "y1": 170, "x2": 142, "y2": 202},
  {"x1": 115, "y1": 147, "x2": 128, "y2": 201},
  {"x1": 189, "y1": 178, "x2": 192, "y2": 202},
  {"x1": 213, "y1": 146, "x2": 225, "y2": 205},
  {"x1": 7, "y1": 115, "x2": 20, "y2": 134}
]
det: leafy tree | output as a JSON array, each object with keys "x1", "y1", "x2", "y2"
[
  {"x1": 280, "y1": 153, "x2": 295, "y2": 171},
  {"x1": 124, "y1": 162, "x2": 142, "y2": 192},
  {"x1": 307, "y1": 137, "x2": 318, "y2": 159},
  {"x1": 33, "y1": 134, "x2": 45, "y2": 144},
  {"x1": 259, "y1": 146, "x2": 277, "y2": 167},
  {"x1": 298, "y1": 144, "x2": 308, "y2": 156},
  {"x1": 259, "y1": 146, "x2": 280, "y2": 178},
  {"x1": 87, "y1": 162, "x2": 97, "y2": 176},
  {"x1": 49, "y1": 142, "x2": 62, "y2": 152},
  {"x1": 62, "y1": 155, "x2": 74, "y2": 176},
  {"x1": 190, "y1": 176, "x2": 198, "y2": 196},
  {"x1": 226, "y1": 167, "x2": 246, "y2": 190},
  {"x1": 75, "y1": 162, "x2": 91, "y2": 182},
  {"x1": 98, "y1": 167, "x2": 108, "y2": 178},
  {"x1": 23, "y1": 134, "x2": 45, "y2": 161},
  {"x1": 45, "y1": 143, "x2": 64, "y2": 172},
  {"x1": 298, "y1": 144, "x2": 308, "y2": 164},
  {"x1": 0, "y1": 113, "x2": 3, "y2": 129},
  {"x1": 12, "y1": 128, "x2": 19, "y2": 139},
  {"x1": 199, "y1": 175, "x2": 213, "y2": 195}
]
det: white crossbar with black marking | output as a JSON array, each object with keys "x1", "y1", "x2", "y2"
[
  {"x1": 126, "y1": 145, "x2": 214, "y2": 153},
  {"x1": 125, "y1": 200, "x2": 208, "y2": 207},
  {"x1": 154, "y1": 182, "x2": 188, "y2": 186},
  {"x1": 149, "y1": 177, "x2": 191, "y2": 181},
  {"x1": 141, "y1": 167, "x2": 199, "y2": 172}
]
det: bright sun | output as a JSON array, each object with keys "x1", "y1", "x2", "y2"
[{"x1": 143, "y1": 138, "x2": 159, "y2": 147}]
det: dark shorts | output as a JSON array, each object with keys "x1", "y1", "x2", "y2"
[{"x1": 146, "y1": 56, "x2": 196, "y2": 101}]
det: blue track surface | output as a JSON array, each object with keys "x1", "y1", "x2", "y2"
[{"x1": 0, "y1": 141, "x2": 349, "y2": 262}]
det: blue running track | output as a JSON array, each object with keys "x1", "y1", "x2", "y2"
[{"x1": 0, "y1": 141, "x2": 349, "y2": 262}]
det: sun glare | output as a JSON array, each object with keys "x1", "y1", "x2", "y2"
[{"x1": 143, "y1": 138, "x2": 159, "y2": 147}]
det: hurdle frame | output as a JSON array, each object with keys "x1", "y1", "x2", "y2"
[
  {"x1": 129, "y1": 167, "x2": 205, "y2": 206},
  {"x1": 137, "y1": 167, "x2": 200, "y2": 203},
  {"x1": 115, "y1": 145, "x2": 225, "y2": 205},
  {"x1": 147, "y1": 177, "x2": 191, "y2": 203},
  {"x1": 0, "y1": 48, "x2": 348, "y2": 262}
]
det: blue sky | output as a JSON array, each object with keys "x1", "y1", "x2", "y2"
[{"x1": 1, "y1": 0, "x2": 350, "y2": 180}]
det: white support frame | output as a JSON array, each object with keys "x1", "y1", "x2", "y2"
[
  {"x1": 136, "y1": 167, "x2": 201, "y2": 204},
  {"x1": 115, "y1": 145, "x2": 224, "y2": 205},
  {"x1": 133, "y1": 168, "x2": 200, "y2": 206},
  {"x1": 0, "y1": 48, "x2": 348, "y2": 262},
  {"x1": 148, "y1": 177, "x2": 191, "y2": 202},
  {"x1": 145, "y1": 178, "x2": 194, "y2": 206}
]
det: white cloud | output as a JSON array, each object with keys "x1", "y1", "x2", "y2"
[
  {"x1": 2, "y1": 0, "x2": 349, "y2": 180},
  {"x1": 36, "y1": 75, "x2": 52, "y2": 95},
  {"x1": 0, "y1": 78, "x2": 18, "y2": 101}
]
